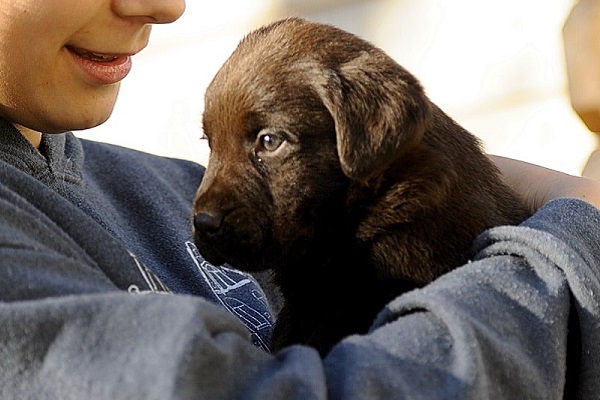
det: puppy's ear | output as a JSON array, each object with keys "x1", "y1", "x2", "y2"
[{"x1": 318, "y1": 52, "x2": 432, "y2": 182}]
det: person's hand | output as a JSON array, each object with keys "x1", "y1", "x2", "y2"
[{"x1": 490, "y1": 155, "x2": 600, "y2": 212}]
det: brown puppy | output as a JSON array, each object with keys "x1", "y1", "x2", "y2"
[{"x1": 193, "y1": 18, "x2": 529, "y2": 355}]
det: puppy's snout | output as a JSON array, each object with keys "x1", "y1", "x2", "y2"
[{"x1": 194, "y1": 211, "x2": 224, "y2": 235}]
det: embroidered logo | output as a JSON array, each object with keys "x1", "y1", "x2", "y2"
[
  {"x1": 127, "y1": 251, "x2": 171, "y2": 295},
  {"x1": 185, "y1": 241, "x2": 273, "y2": 351}
]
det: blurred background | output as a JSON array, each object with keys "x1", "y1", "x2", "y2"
[{"x1": 77, "y1": 0, "x2": 597, "y2": 176}]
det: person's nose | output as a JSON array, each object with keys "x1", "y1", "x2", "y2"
[{"x1": 112, "y1": 0, "x2": 186, "y2": 24}]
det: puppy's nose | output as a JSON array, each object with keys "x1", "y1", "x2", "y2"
[{"x1": 194, "y1": 211, "x2": 224, "y2": 234}]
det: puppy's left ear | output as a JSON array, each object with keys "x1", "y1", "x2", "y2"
[{"x1": 318, "y1": 51, "x2": 432, "y2": 182}]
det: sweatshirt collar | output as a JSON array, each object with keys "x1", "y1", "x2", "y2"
[{"x1": 0, "y1": 117, "x2": 84, "y2": 185}]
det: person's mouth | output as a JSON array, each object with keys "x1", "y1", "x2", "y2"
[
  {"x1": 66, "y1": 45, "x2": 134, "y2": 85},
  {"x1": 67, "y1": 46, "x2": 124, "y2": 62}
]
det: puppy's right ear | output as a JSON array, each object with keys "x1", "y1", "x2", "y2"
[{"x1": 317, "y1": 51, "x2": 432, "y2": 182}]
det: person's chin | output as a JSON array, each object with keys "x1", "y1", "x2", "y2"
[
  {"x1": 45, "y1": 108, "x2": 114, "y2": 134},
  {"x1": 66, "y1": 94, "x2": 119, "y2": 132},
  {"x1": 72, "y1": 112, "x2": 113, "y2": 132}
]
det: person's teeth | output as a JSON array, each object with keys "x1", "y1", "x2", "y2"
[
  {"x1": 84, "y1": 51, "x2": 118, "y2": 62},
  {"x1": 69, "y1": 46, "x2": 118, "y2": 62}
]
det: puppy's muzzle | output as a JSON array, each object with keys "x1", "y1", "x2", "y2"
[
  {"x1": 194, "y1": 211, "x2": 224, "y2": 235},
  {"x1": 192, "y1": 209, "x2": 229, "y2": 266}
]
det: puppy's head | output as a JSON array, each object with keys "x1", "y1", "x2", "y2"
[{"x1": 193, "y1": 18, "x2": 432, "y2": 271}]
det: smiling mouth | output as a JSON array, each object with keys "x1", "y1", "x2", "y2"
[
  {"x1": 66, "y1": 45, "x2": 124, "y2": 63},
  {"x1": 66, "y1": 45, "x2": 133, "y2": 85}
]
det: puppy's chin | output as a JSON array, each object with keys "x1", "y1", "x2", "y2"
[
  {"x1": 194, "y1": 235, "x2": 271, "y2": 272},
  {"x1": 193, "y1": 237, "x2": 226, "y2": 266}
]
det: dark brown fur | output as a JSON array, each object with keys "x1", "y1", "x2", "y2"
[{"x1": 192, "y1": 18, "x2": 529, "y2": 355}]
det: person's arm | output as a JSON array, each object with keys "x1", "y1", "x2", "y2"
[
  {"x1": 0, "y1": 181, "x2": 281, "y2": 398},
  {"x1": 490, "y1": 154, "x2": 600, "y2": 211},
  {"x1": 3, "y1": 161, "x2": 600, "y2": 399},
  {"x1": 7, "y1": 198, "x2": 593, "y2": 399}
]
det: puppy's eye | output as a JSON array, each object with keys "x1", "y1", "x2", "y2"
[{"x1": 257, "y1": 132, "x2": 284, "y2": 153}]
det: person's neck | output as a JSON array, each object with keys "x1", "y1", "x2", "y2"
[{"x1": 14, "y1": 124, "x2": 42, "y2": 148}]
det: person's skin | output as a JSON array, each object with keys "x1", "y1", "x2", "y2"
[
  {"x1": 0, "y1": 0, "x2": 185, "y2": 148},
  {"x1": 491, "y1": 155, "x2": 600, "y2": 211}
]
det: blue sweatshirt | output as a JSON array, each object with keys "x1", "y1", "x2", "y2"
[
  {"x1": 0, "y1": 118, "x2": 274, "y2": 351},
  {"x1": 1, "y1": 116, "x2": 599, "y2": 399}
]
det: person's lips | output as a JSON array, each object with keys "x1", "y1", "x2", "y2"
[{"x1": 66, "y1": 45, "x2": 133, "y2": 85}]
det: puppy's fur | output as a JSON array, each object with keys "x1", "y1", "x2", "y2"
[{"x1": 193, "y1": 18, "x2": 529, "y2": 355}]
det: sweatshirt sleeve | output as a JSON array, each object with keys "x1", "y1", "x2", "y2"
[{"x1": 2, "y1": 197, "x2": 599, "y2": 399}]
